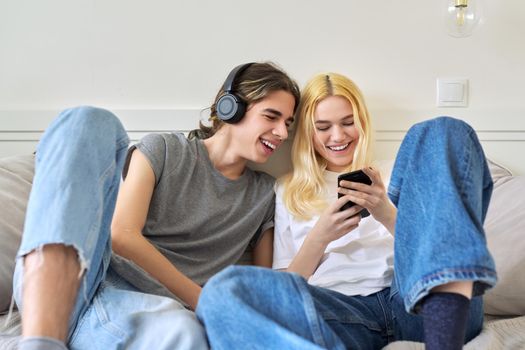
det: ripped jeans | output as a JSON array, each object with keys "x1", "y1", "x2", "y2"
[
  {"x1": 197, "y1": 117, "x2": 497, "y2": 349},
  {"x1": 13, "y1": 107, "x2": 208, "y2": 350}
]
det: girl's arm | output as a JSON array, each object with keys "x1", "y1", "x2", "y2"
[
  {"x1": 285, "y1": 196, "x2": 363, "y2": 279},
  {"x1": 111, "y1": 149, "x2": 201, "y2": 310},
  {"x1": 252, "y1": 228, "x2": 273, "y2": 267},
  {"x1": 285, "y1": 231, "x2": 329, "y2": 278}
]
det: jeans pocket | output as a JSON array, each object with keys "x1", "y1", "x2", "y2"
[
  {"x1": 69, "y1": 286, "x2": 127, "y2": 349},
  {"x1": 320, "y1": 309, "x2": 383, "y2": 332}
]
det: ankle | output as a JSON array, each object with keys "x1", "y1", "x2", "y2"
[{"x1": 422, "y1": 292, "x2": 470, "y2": 350}]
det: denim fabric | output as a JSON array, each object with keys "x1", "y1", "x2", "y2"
[
  {"x1": 199, "y1": 267, "x2": 483, "y2": 349},
  {"x1": 13, "y1": 107, "x2": 208, "y2": 350},
  {"x1": 198, "y1": 117, "x2": 497, "y2": 349},
  {"x1": 197, "y1": 266, "x2": 346, "y2": 350},
  {"x1": 387, "y1": 117, "x2": 496, "y2": 313}
]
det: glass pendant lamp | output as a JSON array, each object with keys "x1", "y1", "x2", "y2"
[{"x1": 444, "y1": 0, "x2": 484, "y2": 37}]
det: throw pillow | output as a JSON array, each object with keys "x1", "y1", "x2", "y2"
[{"x1": 0, "y1": 154, "x2": 34, "y2": 312}]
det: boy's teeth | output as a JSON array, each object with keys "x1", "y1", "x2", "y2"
[
  {"x1": 329, "y1": 144, "x2": 348, "y2": 151},
  {"x1": 262, "y1": 140, "x2": 276, "y2": 150}
]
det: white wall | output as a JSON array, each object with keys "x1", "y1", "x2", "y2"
[{"x1": 1, "y1": 0, "x2": 524, "y2": 174}]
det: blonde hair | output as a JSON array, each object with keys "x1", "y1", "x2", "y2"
[{"x1": 282, "y1": 73, "x2": 373, "y2": 220}]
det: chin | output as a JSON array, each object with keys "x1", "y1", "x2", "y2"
[
  {"x1": 252, "y1": 156, "x2": 271, "y2": 164},
  {"x1": 328, "y1": 158, "x2": 354, "y2": 170}
]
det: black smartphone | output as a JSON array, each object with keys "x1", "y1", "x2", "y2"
[{"x1": 337, "y1": 169, "x2": 372, "y2": 217}]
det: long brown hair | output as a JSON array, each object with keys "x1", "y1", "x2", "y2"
[{"x1": 189, "y1": 62, "x2": 300, "y2": 139}]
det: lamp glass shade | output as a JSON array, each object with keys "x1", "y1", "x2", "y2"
[{"x1": 444, "y1": 0, "x2": 484, "y2": 38}]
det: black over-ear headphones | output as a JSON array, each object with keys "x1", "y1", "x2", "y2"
[{"x1": 216, "y1": 62, "x2": 254, "y2": 124}]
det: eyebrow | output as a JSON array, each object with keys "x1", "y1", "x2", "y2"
[
  {"x1": 263, "y1": 108, "x2": 295, "y2": 123},
  {"x1": 315, "y1": 115, "x2": 354, "y2": 124},
  {"x1": 264, "y1": 108, "x2": 295, "y2": 124},
  {"x1": 263, "y1": 108, "x2": 282, "y2": 117}
]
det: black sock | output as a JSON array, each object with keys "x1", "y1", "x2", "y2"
[{"x1": 421, "y1": 292, "x2": 470, "y2": 350}]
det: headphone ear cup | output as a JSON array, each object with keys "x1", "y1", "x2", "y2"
[{"x1": 216, "y1": 93, "x2": 247, "y2": 124}]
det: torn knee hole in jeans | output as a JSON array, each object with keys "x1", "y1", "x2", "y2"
[
  {"x1": 6, "y1": 243, "x2": 90, "y2": 327},
  {"x1": 22, "y1": 243, "x2": 87, "y2": 277}
]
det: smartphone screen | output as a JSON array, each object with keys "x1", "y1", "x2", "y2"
[{"x1": 337, "y1": 169, "x2": 372, "y2": 216}]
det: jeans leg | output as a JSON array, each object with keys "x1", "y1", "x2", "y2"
[
  {"x1": 308, "y1": 286, "x2": 393, "y2": 349},
  {"x1": 197, "y1": 266, "x2": 346, "y2": 350},
  {"x1": 13, "y1": 106, "x2": 129, "y2": 340},
  {"x1": 69, "y1": 268, "x2": 208, "y2": 350},
  {"x1": 388, "y1": 116, "x2": 497, "y2": 315}
]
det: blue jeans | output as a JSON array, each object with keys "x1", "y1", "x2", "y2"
[
  {"x1": 13, "y1": 107, "x2": 208, "y2": 350},
  {"x1": 196, "y1": 117, "x2": 497, "y2": 349}
]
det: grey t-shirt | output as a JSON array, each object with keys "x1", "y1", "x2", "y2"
[{"x1": 110, "y1": 133, "x2": 275, "y2": 298}]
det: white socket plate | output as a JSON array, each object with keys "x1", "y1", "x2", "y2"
[{"x1": 437, "y1": 78, "x2": 469, "y2": 107}]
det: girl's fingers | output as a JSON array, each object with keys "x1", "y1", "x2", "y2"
[
  {"x1": 338, "y1": 190, "x2": 369, "y2": 207},
  {"x1": 362, "y1": 167, "x2": 383, "y2": 186},
  {"x1": 333, "y1": 194, "x2": 364, "y2": 213},
  {"x1": 339, "y1": 204, "x2": 364, "y2": 219},
  {"x1": 345, "y1": 215, "x2": 361, "y2": 227},
  {"x1": 338, "y1": 181, "x2": 371, "y2": 192},
  {"x1": 332, "y1": 194, "x2": 351, "y2": 211}
]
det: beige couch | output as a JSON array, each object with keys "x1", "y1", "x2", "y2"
[{"x1": 1, "y1": 154, "x2": 524, "y2": 349}]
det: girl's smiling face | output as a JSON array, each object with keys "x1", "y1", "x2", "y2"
[{"x1": 312, "y1": 95, "x2": 359, "y2": 172}]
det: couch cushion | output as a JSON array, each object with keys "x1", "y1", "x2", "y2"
[
  {"x1": 486, "y1": 159, "x2": 512, "y2": 184},
  {"x1": 0, "y1": 154, "x2": 34, "y2": 312},
  {"x1": 483, "y1": 174, "x2": 525, "y2": 316}
]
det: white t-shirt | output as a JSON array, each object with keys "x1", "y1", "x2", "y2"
[{"x1": 273, "y1": 170, "x2": 394, "y2": 296}]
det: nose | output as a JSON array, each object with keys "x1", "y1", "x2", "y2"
[
  {"x1": 331, "y1": 125, "x2": 345, "y2": 142},
  {"x1": 273, "y1": 120, "x2": 289, "y2": 141}
]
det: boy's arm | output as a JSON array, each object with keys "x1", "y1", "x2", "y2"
[
  {"x1": 111, "y1": 149, "x2": 201, "y2": 310},
  {"x1": 253, "y1": 228, "x2": 274, "y2": 267}
]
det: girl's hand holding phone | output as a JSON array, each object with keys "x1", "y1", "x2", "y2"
[
  {"x1": 308, "y1": 195, "x2": 364, "y2": 247},
  {"x1": 337, "y1": 167, "x2": 397, "y2": 232}
]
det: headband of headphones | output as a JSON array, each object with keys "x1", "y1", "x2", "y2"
[
  {"x1": 222, "y1": 63, "x2": 254, "y2": 93},
  {"x1": 216, "y1": 62, "x2": 255, "y2": 124}
]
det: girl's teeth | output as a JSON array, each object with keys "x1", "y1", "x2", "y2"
[
  {"x1": 329, "y1": 144, "x2": 348, "y2": 151},
  {"x1": 262, "y1": 140, "x2": 276, "y2": 150}
]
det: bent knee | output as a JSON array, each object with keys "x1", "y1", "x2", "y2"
[
  {"x1": 203, "y1": 266, "x2": 256, "y2": 294},
  {"x1": 419, "y1": 116, "x2": 474, "y2": 135},
  {"x1": 60, "y1": 106, "x2": 126, "y2": 144},
  {"x1": 199, "y1": 266, "x2": 254, "y2": 310},
  {"x1": 66, "y1": 106, "x2": 117, "y2": 125}
]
